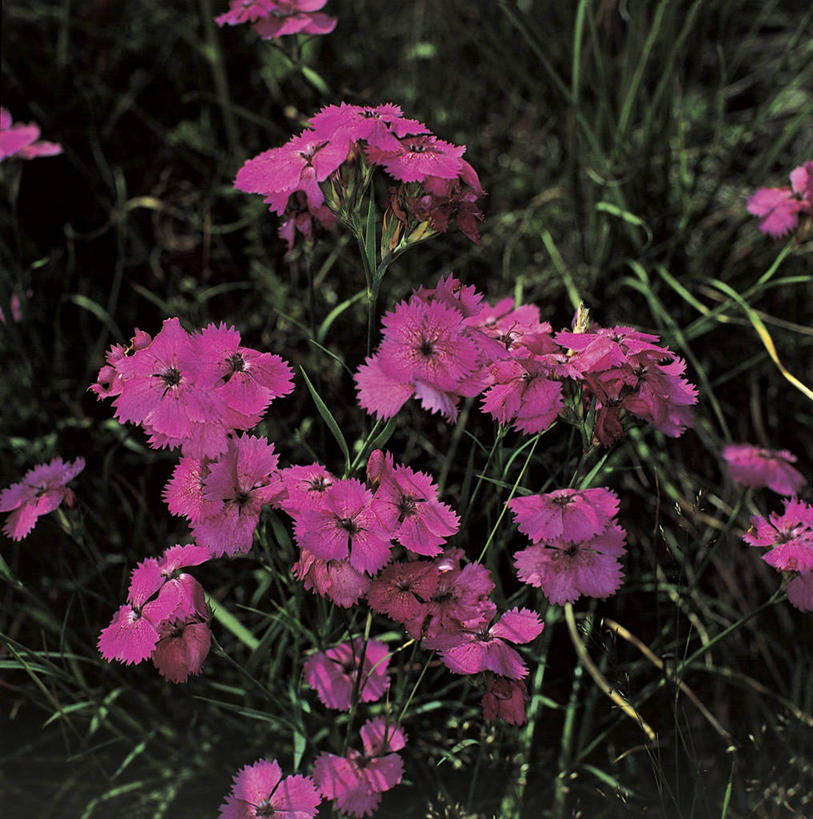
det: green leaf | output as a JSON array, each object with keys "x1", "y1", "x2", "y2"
[
  {"x1": 364, "y1": 196, "x2": 377, "y2": 275},
  {"x1": 299, "y1": 367, "x2": 351, "y2": 473},
  {"x1": 301, "y1": 65, "x2": 330, "y2": 95},
  {"x1": 207, "y1": 595, "x2": 260, "y2": 651}
]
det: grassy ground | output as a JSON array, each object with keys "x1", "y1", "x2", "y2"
[{"x1": 1, "y1": 1, "x2": 812, "y2": 816}]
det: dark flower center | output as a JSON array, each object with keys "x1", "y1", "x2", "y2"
[
  {"x1": 418, "y1": 339, "x2": 435, "y2": 358},
  {"x1": 307, "y1": 476, "x2": 329, "y2": 492},
  {"x1": 155, "y1": 366, "x2": 182, "y2": 388},
  {"x1": 223, "y1": 352, "x2": 245, "y2": 383},
  {"x1": 254, "y1": 800, "x2": 276, "y2": 817},
  {"x1": 233, "y1": 491, "x2": 250, "y2": 508},
  {"x1": 397, "y1": 494, "x2": 418, "y2": 522},
  {"x1": 551, "y1": 494, "x2": 575, "y2": 507},
  {"x1": 338, "y1": 517, "x2": 361, "y2": 536}
]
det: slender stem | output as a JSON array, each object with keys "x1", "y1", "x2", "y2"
[{"x1": 344, "y1": 611, "x2": 372, "y2": 752}]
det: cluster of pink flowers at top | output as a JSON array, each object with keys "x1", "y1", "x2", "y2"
[
  {"x1": 98, "y1": 544, "x2": 213, "y2": 682},
  {"x1": 747, "y1": 160, "x2": 813, "y2": 238},
  {"x1": 356, "y1": 274, "x2": 698, "y2": 443},
  {"x1": 215, "y1": 0, "x2": 336, "y2": 40},
  {"x1": 723, "y1": 443, "x2": 807, "y2": 497},
  {"x1": 1, "y1": 457, "x2": 84, "y2": 541},
  {"x1": 219, "y1": 757, "x2": 321, "y2": 819},
  {"x1": 0, "y1": 108, "x2": 62, "y2": 162},
  {"x1": 743, "y1": 499, "x2": 813, "y2": 612},
  {"x1": 90, "y1": 318, "x2": 294, "y2": 459},
  {"x1": 234, "y1": 102, "x2": 485, "y2": 250},
  {"x1": 508, "y1": 487, "x2": 627, "y2": 605}
]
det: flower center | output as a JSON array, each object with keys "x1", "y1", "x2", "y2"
[
  {"x1": 418, "y1": 339, "x2": 435, "y2": 358},
  {"x1": 223, "y1": 352, "x2": 245, "y2": 383},
  {"x1": 338, "y1": 517, "x2": 361, "y2": 536},
  {"x1": 155, "y1": 366, "x2": 182, "y2": 388},
  {"x1": 397, "y1": 494, "x2": 418, "y2": 522}
]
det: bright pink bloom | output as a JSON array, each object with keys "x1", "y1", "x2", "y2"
[
  {"x1": 219, "y1": 758, "x2": 321, "y2": 819},
  {"x1": 367, "y1": 134, "x2": 465, "y2": 183},
  {"x1": 0, "y1": 107, "x2": 62, "y2": 161},
  {"x1": 192, "y1": 435, "x2": 284, "y2": 557},
  {"x1": 216, "y1": 0, "x2": 336, "y2": 42},
  {"x1": 278, "y1": 462, "x2": 335, "y2": 516},
  {"x1": 194, "y1": 322, "x2": 294, "y2": 426},
  {"x1": 481, "y1": 674, "x2": 530, "y2": 725},
  {"x1": 1, "y1": 456, "x2": 85, "y2": 541},
  {"x1": 113, "y1": 318, "x2": 215, "y2": 441},
  {"x1": 790, "y1": 161, "x2": 813, "y2": 201},
  {"x1": 440, "y1": 608, "x2": 543, "y2": 679},
  {"x1": 235, "y1": 130, "x2": 349, "y2": 213},
  {"x1": 128, "y1": 544, "x2": 211, "y2": 617},
  {"x1": 722, "y1": 443, "x2": 806, "y2": 496},
  {"x1": 514, "y1": 522, "x2": 627, "y2": 604},
  {"x1": 312, "y1": 718, "x2": 405, "y2": 818},
  {"x1": 152, "y1": 619, "x2": 212, "y2": 683},
  {"x1": 303, "y1": 638, "x2": 390, "y2": 710},
  {"x1": 507, "y1": 487, "x2": 619, "y2": 544},
  {"x1": 415, "y1": 274, "x2": 484, "y2": 318},
  {"x1": 292, "y1": 549, "x2": 370, "y2": 608},
  {"x1": 97, "y1": 583, "x2": 180, "y2": 665},
  {"x1": 369, "y1": 451, "x2": 459, "y2": 556},
  {"x1": 747, "y1": 188, "x2": 804, "y2": 237},
  {"x1": 163, "y1": 455, "x2": 219, "y2": 523},
  {"x1": 292, "y1": 478, "x2": 392, "y2": 574},
  {"x1": 309, "y1": 102, "x2": 428, "y2": 152}
]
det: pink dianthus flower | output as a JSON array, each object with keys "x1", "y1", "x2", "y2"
[
  {"x1": 215, "y1": 0, "x2": 336, "y2": 41},
  {"x1": 0, "y1": 107, "x2": 62, "y2": 161},
  {"x1": 507, "y1": 487, "x2": 619, "y2": 544},
  {"x1": 312, "y1": 718, "x2": 405, "y2": 818},
  {"x1": 722, "y1": 443, "x2": 806, "y2": 496},
  {"x1": 481, "y1": 674, "x2": 530, "y2": 725},
  {"x1": 219, "y1": 758, "x2": 321, "y2": 819},
  {"x1": 514, "y1": 522, "x2": 627, "y2": 604},
  {"x1": 292, "y1": 548, "x2": 370, "y2": 608},
  {"x1": 152, "y1": 618, "x2": 212, "y2": 683},
  {"x1": 747, "y1": 161, "x2": 813, "y2": 238},
  {"x1": 303, "y1": 637, "x2": 390, "y2": 710},
  {"x1": 1, "y1": 456, "x2": 85, "y2": 541}
]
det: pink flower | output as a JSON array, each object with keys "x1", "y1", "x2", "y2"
[
  {"x1": 152, "y1": 619, "x2": 211, "y2": 683},
  {"x1": 216, "y1": 0, "x2": 336, "y2": 42},
  {"x1": 192, "y1": 435, "x2": 284, "y2": 557},
  {"x1": 367, "y1": 134, "x2": 465, "y2": 183},
  {"x1": 747, "y1": 188, "x2": 805, "y2": 237},
  {"x1": 1, "y1": 456, "x2": 85, "y2": 541},
  {"x1": 312, "y1": 718, "x2": 405, "y2": 818},
  {"x1": 507, "y1": 487, "x2": 619, "y2": 544},
  {"x1": 366, "y1": 559, "x2": 438, "y2": 627},
  {"x1": 278, "y1": 462, "x2": 335, "y2": 516},
  {"x1": 0, "y1": 107, "x2": 62, "y2": 161},
  {"x1": 163, "y1": 455, "x2": 219, "y2": 523},
  {"x1": 369, "y1": 451, "x2": 459, "y2": 556},
  {"x1": 514, "y1": 522, "x2": 627, "y2": 604},
  {"x1": 310, "y1": 102, "x2": 427, "y2": 152},
  {"x1": 722, "y1": 443, "x2": 806, "y2": 496},
  {"x1": 439, "y1": 607, "x2": 543, "y2": 679},
  {"x1": 219, "y1": 758, "x2": 321, "y2": 819},
  {"x1": 113, "y1": 318, "x2": 216, "y2": 442},
  {"x1": 790, "y1": 161, "x2": 813, "y2": 201},
  {"x1": 481, "y1": 674, "x2": 530, "y2": 725},
  {"x1": 787, "y1": 573, "x2": 813, "y2": 612},
  {"x1": 292, "y1": 478, "x2": 392, "y2": 575},
  {"x1": 235, "y1": 130, "x2": 350, "y2": 214},
  {"x1": 303, "y1": 638, "x2": 390, "y2": 710},
  {"x1": 292, "y1": 549, "x2": 370, "y2": 608}
]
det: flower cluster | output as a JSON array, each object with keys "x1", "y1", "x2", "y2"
[
  {"x1": 747, "y1": 160, "x2": 813, "y2": 237},
  {"x1": 91, "y1": 318, "x2": 294, "y2": 459},
  {"x1": 219, "y1": 758, "x2": 321, "y2": 819},
  {"x1": 723, "y1": 443, "x2": 807, "y2": 497},
  {"x1": 743, "y1": 499, "x2": 813, "y2": 611},
  {"x1": 313, "y1": 718, "x2": 406, "y2": 818},
  {"x1": 234, "y1": 103, "x2": 485, "y2": 250},
  {"x1": 0, "y1": 107, "x2": 62, "y2": 162},
  {"x1": 356, "y1": 274, "x2": 698, "y2": 441},
  {"x1": 98, "y1": 544, "x2": 212, "y2": 682},
  {"x1": 284, "y1": 449, "x2": 459, "y2": 608},
  {"x1": 508, "y1": 487, "x2": 627, "y2": 605},
  {"x1": 215, "y1": 0, "x2": 337, "y2": 40},
  {"x1": 1, "y1": 457, "x2": 84, "y2": 541}
]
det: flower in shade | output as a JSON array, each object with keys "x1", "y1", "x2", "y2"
[
  {"x1": 303, "y1": 638, "x2": 390, "y2": 710},
  {"x1": 513, "y1": 523, "x2": 627, "y2": 605},
  {"x1": 219, "y1": 758, "x2": 321, "y2": 819},
  {"x1": 152, "y1": 618, "x2": 212, "y2": 683},
  {"x1": 722, "y1": 443, "x2": 806, "y2": 496},
  {"x1": 215, "y1": 0, "x2": 336, "y2": 42},
  {"x1": 439, "y1": 607, "x2": 543, "y2": 679},
  {"x1": 0, "y1": 107, "x2": 62, "y2": 161},
  {"x1": 1, "y1": 456, "x2": 85, "y2": 541},
  {"x1": 481, "y1": 674, "x2": 530, "y2": 725},
  {"x1": 747, "y1": 160, "x2": 813, "y2": 237},
  {"x1": 292, "y1": 549, "x2": 370, "y2": 608},
  {"x1": 507, "y1": 487, "x2": 619, "y2": 544},
  {"x1": 312, "y1": 718, "x2": 406, "y2": 818}
]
